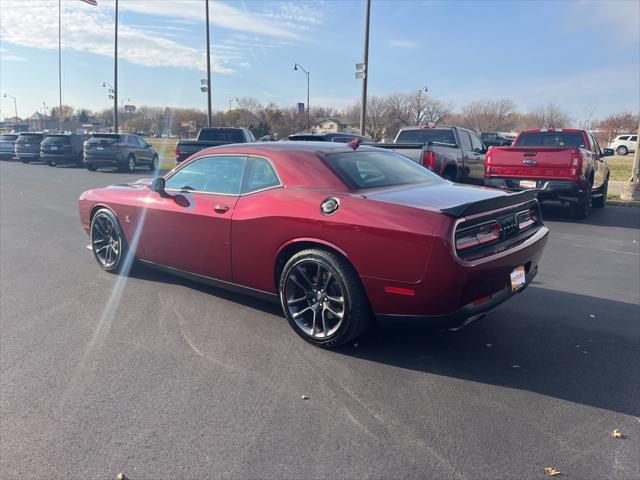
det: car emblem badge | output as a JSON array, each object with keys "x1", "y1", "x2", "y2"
[{"x1": 522, "y1": 160, "x2": 536, "y2": 166}]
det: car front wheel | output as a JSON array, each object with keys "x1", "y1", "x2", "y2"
[
  {"x1": 279, "y1": 249, "x2": 371, "y2": 348},
  {"x1": 90, "y1": 209, "x2": 129, "y2": 273}
]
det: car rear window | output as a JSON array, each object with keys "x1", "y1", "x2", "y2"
[
  {"x1": 395, "y1": 129, "x2": 456, "y2": 145},
  {"x1": 17, "y1": 133, "x2": 44, "y2": 141},
  {"x1": 516, "y1": 132, "x2": 586, "y2": 148},
  {"x1": 198, "y1": 129, "x2": 244, "y2": 142},
  {"x1": 42, "y1": 135, "x2": 71, "y2": 145},
  {"x1": 324, "y1": 150, "x2": 442, "y2": 190},
  {"x1": 0, "y1": 135, "x2": 18, "y2": 141},
  {"x1": 88, "y1": 134, "x2": 121, "y2": 144}
]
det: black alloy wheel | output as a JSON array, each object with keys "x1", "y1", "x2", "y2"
[
  {"x1": 90, "y1": 209, "x2": 128, "y2": 273},
  {"x1": 150, "y1": 155, "x2": 159, "y2": 170},
  {"x1": 571, "y1": 181, "x2": 592, "y2": 219},
  {"x1": 279, "y1": 249, "x2": 371, "y2": 348}
]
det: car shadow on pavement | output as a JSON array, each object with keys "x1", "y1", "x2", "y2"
[
  {"x1": 541, "y1": 203, "x2": 640, "y2": 229},
  {"x1": 336, "y1": 285, "x2": 640, "y2": 417}
]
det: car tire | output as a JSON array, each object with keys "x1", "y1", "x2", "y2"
[
  {"x1": 47, "y1": 161, "x2": 56, "y2": 167},
  {"x1": 20, "y1": 158, "x2": 29, "y2": 164},
  {"x1": 90, "y1": 208, "x2": 129, "y2": 274},
  {"x1": 592, "y1": 177, "x2": 608, "y2": 208},
  {"x1": 150, "y1": 155, "x2": 159, "y2": 170},
  {"x1": 121, "y1": 155, "x2": 136, "y2": 172},
  {"x1": 86, "y1": 163, "x2": 96, "y2": 171},
  {"x1": 279, "y1": 248, "x2": 371, "y2": 348},
  {"x1": 570, "y1": 181, "x2": 592, "y2": 219},
  {"x1": 616, "y1": 146, "x2": 628, "y2": 156}
]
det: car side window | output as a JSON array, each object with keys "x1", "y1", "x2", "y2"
[
  {"x1": 165, "y1": 155, "x2": 247, "y2": 195},
  {"x1": 630, "y1": 136, "x2": 638, "y2": 142},
  {"x1": 469, "y1": 132, "x2": 484, "y2": 152},
  {"x1": 241, "y1": 157, "x2": 280, "y2": 194},
  {"x1": 459, "y1": 131, "x2": 472, "y2": 151}
]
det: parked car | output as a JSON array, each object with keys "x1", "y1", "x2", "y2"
[
  {"x1": 485, "y1": 129, "x2": 612, "y2": 219},
  {"x1": 79, "y1": 142, "x2": 548, "y2": 348},
  {"x1": 374, "y1": 125, "x2": 488, "y2": 184},
  {"x1": 175, "y1": 127, "x2": 256, "y2": 163},
  {"x1": 15, "y1": 132, "x2": 46, "y2": 163},
  {"x1": 0, "y1": 133, "x2": 18, "y2": 160},
  {"x1": 41, "y1": 133, "x2": 89, "y2": 166},
  {"x1": 481, "y1": 132, "x2": 513, "y2": 147},
  {"x1": 608, "y1": 134, "x2": 637, "y2": 156},
  {"x1": 288, "y1": 132, "x2": 371, "y2": 143},
  {"x1": 84, "y1": 133, "x2": 159, "y2": 172}
]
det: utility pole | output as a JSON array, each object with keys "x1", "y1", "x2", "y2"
[
  {"x1": 3, "y1": 94, "x2": 17, "y2": 121},
  {"x1": 359, "y1": 0, "x2": 371, "y2": 136},
  {"x1": 205, "y1": 0, "x2": 212, "y2": 126},
  {"x1": 113, "y1": 0, "x2": 119, "y2": 133},
  {"x1": 58, "y1": 0, "x2": 63, "y2": 131}
]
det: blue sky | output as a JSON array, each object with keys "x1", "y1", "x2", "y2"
[{"x1": 1, "y1": 0, "x2": 638, "y2": 122}]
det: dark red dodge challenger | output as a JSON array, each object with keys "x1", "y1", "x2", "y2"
[{"x1": 79, "y1": 142, "x2": 549, "y2": 348}]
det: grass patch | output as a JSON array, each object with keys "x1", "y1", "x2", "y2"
[
  {"x1": 607, "y1": 155, "x2": 635, "y2": 182},
  {"x1": 607, "y1": 192, "x2": 640, "y2": 207}
]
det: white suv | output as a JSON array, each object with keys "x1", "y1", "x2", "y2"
[{"x1": 609, "y1": 134, "x2": 637, "y2": 156}]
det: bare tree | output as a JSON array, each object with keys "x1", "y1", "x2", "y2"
[
  {"x1": 598, "y1": 111, "x2": 640, "y2": 143},
  {"x1": 458, "y1": 99, "x2": 517, "y2": 133},
  {"x1": 524, "y1": 103, "x2": 572, "y2": 129},
  {"x1": 388, "y1": 92, "x2": 452, "y2": 128}
]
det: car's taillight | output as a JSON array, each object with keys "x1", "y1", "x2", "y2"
[
  {"x1": 570, "y1": 148, "x2": 582, "y2": 177},
  {"x1": 175, "y1": 145, "x2": 180, "y2": 158},
  {"x1": 455, "y1": 221, "x2": 501, "y2": 251},
  {"x1": 484, "y1": 148, "x2": 493, "y2": 177},
  {"x1": 423, "y1": 150, "x2": 436, "y2": 169},
  {"x1": 516, "y1": 209, "x2": 538, "y2": 230}
]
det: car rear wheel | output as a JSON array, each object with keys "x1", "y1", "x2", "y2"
[
  {"x1": 86, "y1": 163, "x2": 96, "y2": 171},
  {"x1": 616, "y1": 146, "x2": 628, "y2": 155},
  {"x1": 150, "y1": 155, "x2": 159, "y2": 170},
  {"x1": 279, "y1": 249, "x2": 371, "y2": 348},
  {"x1": 90, "y1": 209, "x2": 128, "y2": 273},
  {"x1": 47, "y1": 160, "x2": 56, "y2": 167},
  {"x1": 570, "y1": 181, "x2": 592, "y2": 219},
  {"x1": 20, "y1": 158, "x2": 30, "y2": 164},
  {"x1": 121, "y1": 155, "x2": 136, "y2": 172}
]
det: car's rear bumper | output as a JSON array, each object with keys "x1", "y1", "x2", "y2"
[
  {"x1": 0, "y1": 152, "x2": 15, "y2": 160},
  {"x1": 485, "y1": 178, "x2": 584, "y2": 203},
  {"x1": 364, "y1": 225, "x2": 549, "y2": 322},
  {"x1": 42, "y1": 153, "x2": 81, "y2": 164},
  {"x1": 84, "y1": 154, "x2": 125, "y2": 166},
  {"x1": 15, "y1": 152, "x2": 40, "y2": 159}
]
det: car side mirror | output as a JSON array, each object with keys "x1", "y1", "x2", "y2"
[
  {"x1": 150, "y1": 177, "x2": 166, "y2": 194},
  {"x1": 602, "y1": 148, "x2": 614, "y2": 157}
]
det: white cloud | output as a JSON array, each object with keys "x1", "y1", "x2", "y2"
[
  {"x1": 390, "y1": 39, "x2": 418, "y2": 49},
  {"x1": 0, "y1": 48, "x2": 26, "y2": 62}
]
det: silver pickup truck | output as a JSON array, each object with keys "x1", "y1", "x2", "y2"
[{"x1": 374, "y1": 126, "x2": 488, "y2": 184}]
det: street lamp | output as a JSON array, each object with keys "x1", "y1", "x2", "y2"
[
  {"x1": 102, "y1": 82, "x2": 116, "y2": 131},
  {"x1": 294, "y1": 63, "x2": 310, "y2": 131},
  {"x1": 228, "y1": 97, "x2": 239, "y2": 111},
  {"x1": 42, "y1": 102, "x2": 49, "y2": 130},
  {"x1": 3, "y1": 93, "x2": 18, "y2": 121}
]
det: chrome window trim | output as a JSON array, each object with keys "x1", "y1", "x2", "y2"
[{"x1": 164, "y1": 153, "x2": 283, "y2": 197}]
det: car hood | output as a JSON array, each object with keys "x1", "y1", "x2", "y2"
[{"x1": 105, "y1": 178, "x2": 153, "y2": 190}]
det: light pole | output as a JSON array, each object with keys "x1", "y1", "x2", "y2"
[
  {"x1": 294, "y1": 63, "x2": 310, "y2": 131},
  {"x1": 205, "y1": 0, "x2": 212, "y2": 126},
  {"x1": 121, "y1": 97, "x2": 132, "y2": 132},
  {"x1": 417, "y1": 86, "x2": 428, "y2": 124},
  {"x1": 42, "y1": 102, "x2": 49, "y2": 130},
  {"x1": 3, "y1": 93, "x2": 18, "y2": 121},
  {"x1": 359, "y1": 0, "x2": 371, "y2": 136},
  {"x1": 228, "y1": 97, "x2": 239, "y2": 111}
]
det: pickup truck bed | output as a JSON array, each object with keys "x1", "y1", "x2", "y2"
[{"x1": 175, "y1": 127, "x2": 255, "y2": 163}]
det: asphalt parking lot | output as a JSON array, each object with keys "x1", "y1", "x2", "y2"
[{"x1": 1, "y1": 160, "x2": 639, "y2": 479}]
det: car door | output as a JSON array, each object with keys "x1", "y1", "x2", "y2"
[
  {"x1": 139, "y1": 154, "x2": 247, "y2": 281},
  {"x1": 129, "y1": 135, "x2": 146, "y2": 163},
  {"x1": 458, "y1": 130, "x2": 474, "y2": 182},
  {"x1": 588, "y1": 133, "x2": 606, "y2": 190}
]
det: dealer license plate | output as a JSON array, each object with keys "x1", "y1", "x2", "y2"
[
  {"x1": 520, "y1": 180, "x2": 537, "y2": 189},
  {"x1": 97, "y1": 146, "x2": 104, "y2": 150},
  {"x1": 510, "y1": 266, "x2": 526, "y2": 292},
  {"x1": 50, "y1": 146, "x2": 58, "y2": 151}
]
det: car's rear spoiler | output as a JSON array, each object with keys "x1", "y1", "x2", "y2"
[{"x1": 441, "y1": 189, "x2": 538, "y2": 217}]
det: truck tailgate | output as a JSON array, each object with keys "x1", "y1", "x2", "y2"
[{"x1": 488, "y1": 147, "x2": 574, "y2": 178}]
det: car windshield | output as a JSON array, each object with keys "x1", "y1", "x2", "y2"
[
  {"x1": 42, "y1": 135, "x2": 71, "y2": 145},
  {"x1": 198, "y1": 129, "x2": 244, "y2": 142},
  {"x1": 17, "y1": 133, "x2": 44, "y2": 141},
  {"x1": 324, "y1": 150, "x2": 442, "y2": 190},
  {"x1": 0, "y1": 135, "x2": 18, "y2": 141},
  {"x1": 395, "y1": 129, "x2": 456, "y2": 145},
  {"x1": 88, "y1": 134, "x2": 121, "y2": 144},
  {"x1": 516, "y1": 132, "x2": 586, "y2": 148}
]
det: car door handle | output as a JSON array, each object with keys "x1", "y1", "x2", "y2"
[{"x1": 214, "y1": 204, "x2": 230, "y2": 213}]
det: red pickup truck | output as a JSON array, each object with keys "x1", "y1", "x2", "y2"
[{"x1": 484, "y1": 129, "x2": 613, "y2": 218}]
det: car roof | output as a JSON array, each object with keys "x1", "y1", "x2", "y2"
[{"x1": 196, "y1": 140, "x2": 381, "y2": 157}]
